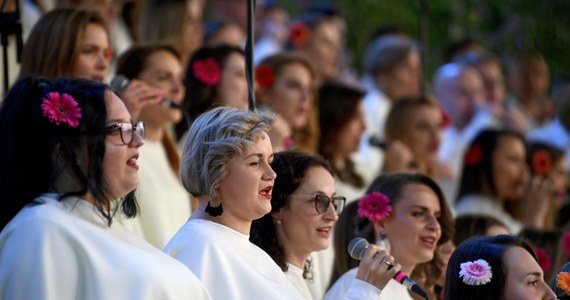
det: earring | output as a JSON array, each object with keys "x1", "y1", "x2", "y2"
[
  {"x1": 205, "y1": 186, "x2": 223, "y2": 217},
  {"x1": 274, "y1": 219, "x2": 282, "y2": 225},
  {"x1": 376, "y1": 230, "x2": 391, "y2": 252}
]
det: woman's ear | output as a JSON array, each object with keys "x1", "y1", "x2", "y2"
[{"x1": 372, "y1": 220, "x2": 385, "y2": 236}]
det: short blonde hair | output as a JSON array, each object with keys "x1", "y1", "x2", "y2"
[{"x1": 180, "y1": 107, "x2": 273, "y2": 197}]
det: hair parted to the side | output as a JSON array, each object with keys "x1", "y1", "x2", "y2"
[
  {"x1": 444, "y1": 235, "x2": 537, "y2": 300},
  {"x1": 0, "y1": 76, "x2": 138, "y2": 230},
  {"x1": 250, "y1": 151, "x2": 334, "y2": 281},
  {"x1": 180, "y1": 106, "x2": 273, "y2": 198},
  {"x1": 18, "y1": 8, "x2": 109, "y2": 80}
]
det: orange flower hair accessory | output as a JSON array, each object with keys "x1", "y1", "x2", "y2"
[
  {"x1": 464, "y1": 144, "x2": 482, "y2": 166},
  {"x1": 289, "y1": 22, "x2": 310, "y2": 48},
  {"x1": 532, "y1": 149, "x2": 552, "y2": 175},
  {"x1": 557, "y1": 272, "x2": 570, "y2": 296},
  {"x1": 358, "y1": 192, "x2": 392, "y2": 222},
  {"x1": 192, "y1": 58, "x2": 221, "y2": 86},
  {"x1": 41, "y1": 92, "x2": 82, "y2": 128},
  {"x1": 255, "y1": 65, "x2": 275, "y2": 88}
]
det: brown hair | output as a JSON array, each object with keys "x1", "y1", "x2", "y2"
[{"x1": 19, "y1": 8, "x2": 109, "y2": 80}]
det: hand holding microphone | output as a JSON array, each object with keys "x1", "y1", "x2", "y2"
[
  {"x1": 348, "y1": 237, "x2": 429, "y2": 299},
  {"x1": 110, "y1": 75, "x2": 182, "y2": 121}
]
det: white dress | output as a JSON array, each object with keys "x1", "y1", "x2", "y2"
[
  {"x1": 120, "y1": 140, "x2": 191, "y2": 249},
  {"x1": 286, "y1": 263, "x2": 313, "y2": 300},
  {"x1": 325, "y1": 268, "x2": 412, "y2": 300},
  {"x1": 0, "y1": 194, "x2": 211, "y2": 300},
  {"x1": 455, "y1": 194, "x2": 523, "y2": 234},
  {"x1": 164, "y1": 219, "x2": 304, "y2": 300}
]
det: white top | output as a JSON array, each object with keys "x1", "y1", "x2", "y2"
[
  {"x1": 286, "y1": 263, "x2": 313, "y2": 300},
  {"x1": 362, "y1": 88, "x2": 391, "y2": 141},
  {"x1": 120, "y1": 140, "x2": 191, "y2": 249},
  {"x1": 325, "y1": 268, "x2": 410, "y2": 300},
  {"x1": 0, "y1": 194, "x2": 211, "y2": 300},
  {"x1": 164, "y1": 219, "x2": 304, "y2": 300},
  {"x1": 455, "y1": 194, "x2": 523, "y2": 234}
]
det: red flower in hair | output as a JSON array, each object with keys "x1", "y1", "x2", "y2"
[
  {"x1": 255, "y1": 65, "x2": 275, "y2": 88},
  {"x1": 289, "y1": 22, "x2": 310, "y2": 48},
  {"x1": 464, "y1": 144, "x2": 482, "y2": 166},
  {"x1": 533, "y1": 246, "x2": 552, "y2": 273},
  {"x1": 41, "y1": 92, "x2": 82, "y2": 128},
  {"x1": 441, "y1": 109, "x2": 450, "y2": 129},
  {"x1": 358, "y1": 192, "x2": 392, "y2": 222},
  {"x1": 192, "y1": 58, "x2": 221, "y2": 86},
  {"x1": 532, "y1": 149, "x2": 552, "y2": 176}
]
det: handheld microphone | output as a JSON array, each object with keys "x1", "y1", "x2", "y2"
[
  {"x1": 369, "y1": 136, "x2": 388, "y2": 150},
  {"x1": 110, "y1": 75, "x2": 183, "y2": 109},
  {"x1": 348, "y1": 237, "x2": 429, "y2": 300}
]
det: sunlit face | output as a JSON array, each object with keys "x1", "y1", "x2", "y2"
[
  {"x1": 383, "y1": 183, "x2": 442, "y2": 269},
  {"x1": 137, "y1": 50, "x2": 184, "y2": 126},
  {"x1": 207, "y1": 24, "x2": 245, "y2": 48},
  {"x1": 492, "y1": 136, "x2": 528, "y2": 201},
  {"x1": 274, "y1": 167, "x2": 338, "y2": 260},
  {"x1": 333, "y1": 101, "x2": 366, "y2": 159},
  {"x1": 69, "y1": 23, "x2": 110, "y2": 82},
  {"x1": 401, "y1": 105, "x2": 442, "y2": 167},
  {"x1": 304, "y1": 21, "x2": 341, "y2": 80},
  {"x1": 216, "y1": 132, "x2": 276, "y2": 226},
  {"x1": 217, "y1": 53, "x2": 249, "y2": 110},
  {"x1": 103, "y1": 91, "x2": 143, "y2": 199},
  {"x1": 183, "y1": 0, "x2": 204, "y2": 58},
  {"x1": 502, "y1": 246, "x2": 556, "y2": 300},
  {"x1": 262, "y1": 63, "x2": 313, "y2": 129},
  {"x1": 384, "y1": 50, "x2": 421, "y2": 101},
  {"x1": 478, "y1": 61, "x2": 505, "y2": 104}
]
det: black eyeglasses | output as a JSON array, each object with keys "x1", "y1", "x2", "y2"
[
  {"x1": 105, "y1": 122, "x2": 145, "y2": 145},
  {"x1": 294, "y1": 194, "x2": 346, "y2": 214}
]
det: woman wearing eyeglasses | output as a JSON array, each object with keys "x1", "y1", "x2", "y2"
[
  {"x1": 251, "y1": 151, "x2": 402, "y2": 299},
  {"x1": 0, "y1": 76, "x2": 211, "y2": 299}
]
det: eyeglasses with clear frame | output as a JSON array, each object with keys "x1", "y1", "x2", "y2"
[
  {"x1": 293, "y1": 194, "x2": 346, "y2": 215},
  {"x1": 105, "y1": 122, "x2": 145, "y2": 145}
]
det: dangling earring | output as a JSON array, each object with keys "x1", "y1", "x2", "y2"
[
  {"x1": 376, "y1": 230, "x2": 391, "y2": 252},
  {"x1": 205, "y1": 186, "x2": 223, "y2": 217}
]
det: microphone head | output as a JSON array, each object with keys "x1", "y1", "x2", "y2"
[
  {"x1": 348, "y1": 237, "x2": 370, "y2": 260},
  {"x1": 110, "y1": 75, "x2": 130, "y2": 92}
]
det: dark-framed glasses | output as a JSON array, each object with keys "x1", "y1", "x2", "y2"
[
  {"x1": 295, "y1": 194, "x2": 346, "y2": 214},
  {"x1": 105, "y1": 121, "x2": 145, "y2": 145}
]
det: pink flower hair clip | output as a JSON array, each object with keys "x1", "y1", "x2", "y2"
[
  {"x1": 192, "y1": 58, "x2": 221, "y2": 86},
  {"x1": 357, "y1": 192, "x2": 392, "y2": 222},
  {"x1": 459, "y1": 259, "x2": 493, "y2": 286},
  {"x1": 41, "y1": 92, "x2": 82, "y2": 128}
]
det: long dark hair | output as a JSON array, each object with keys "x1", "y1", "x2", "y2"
[
  {"x1": 444, "y1": 235, "x2": 536, "y2": 300},
  {"x1": 0, "y1": 76, "x2": 137, "y2": 230},
  {"x1": 318, "y1": 80, "x2": 365, "y2": 188},
  {"x1": 250, "y1": 151, "x2": 333, "y2": 280},
  {"x1": 456, "y1": 129, "x2": 525, "y2": 201},
  {"x1": 175, "y1": 44, "x2": 245, "y2": 140}
]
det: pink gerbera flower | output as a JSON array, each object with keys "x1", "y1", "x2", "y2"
[
  {"x1": 357, "y1": 192, "x2": 392, "y2": 222},
  {"x1": 459, "y1": 259, "x2": 493, "y2": 286},
  {"x1": 41, "y1": 92, "x2": 82, "y2": 128},
  {"x1": 192, "y1": 58, "x2": 221, "y2": 86}
]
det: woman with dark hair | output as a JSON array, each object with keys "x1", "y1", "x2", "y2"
[
  {"x1": 453, "y1": 215, "x2": 509, "y2": 246},
  {"x1": 115, "y1": 44, "x2": 191, "y2": 249},
  {"x1": 251, "y1": 151, "x2": 399, "y2": 299},
  {"x1": 444, "y1": 235, "x2": 555, "y2": 300},
  {"x1": 318, "y1": 80, "x2": 367, "y2": 202},
  {"x1": 327, "y1": 173, "x2": 454, "y2": 299},
  {"x1": 174, "y1": 44, "x2": 247, "y2": 141},
  {"x1": 0, "y1": 76, "x2": 210, "y2": 299},
  {"x1": 455, "y1": 129, "x2": 551, "y2": 233}
]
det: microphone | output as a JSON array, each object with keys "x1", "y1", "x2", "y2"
[
  {"x1": 348, "y1": 237, "x2": 429, "y2": 299},
  {"x1": 369, "y1": 136, "x2": 388, "y2": 150},
  {"x1": 110, "y1": 75, "x2": 183, "y2": 109}
]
